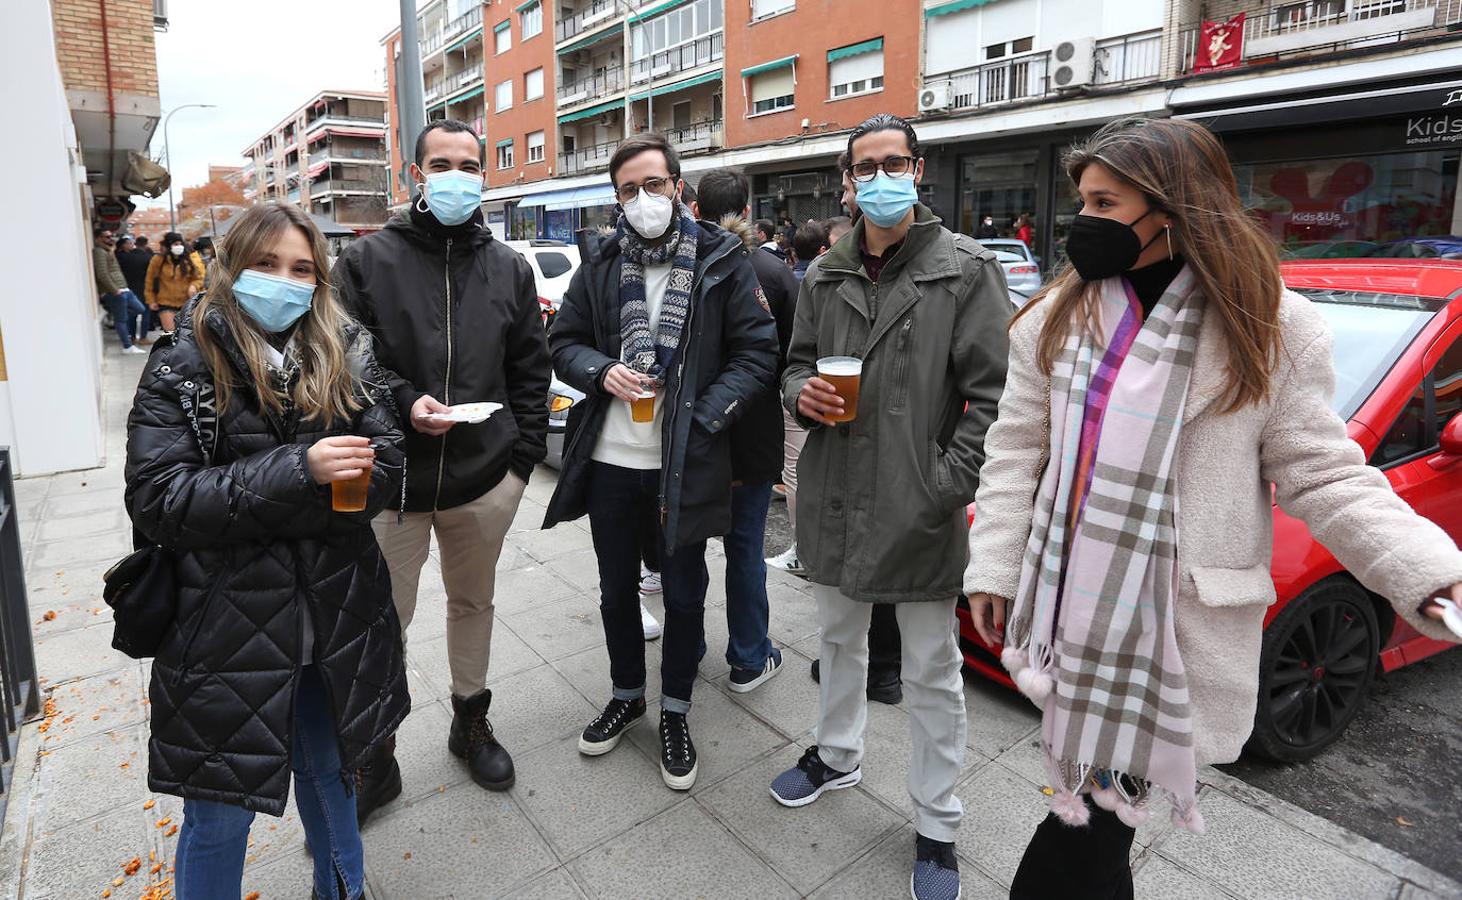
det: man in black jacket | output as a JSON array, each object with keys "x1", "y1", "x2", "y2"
[
  {"x1": 332, "y1": 120, "x2": 551, "y2": 818},
  {"x1": 543, "y1": 134, "x2": 777, "y2": 792},
  {"x1": 690, "y1": 169, "x2": 796, "y2": 694}
]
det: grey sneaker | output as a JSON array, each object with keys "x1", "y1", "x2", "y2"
[
  {"x1": 769, "y1": 745, "x2": 861, "y2": 807},
  {"x1": 911, "y1": 834, "x2": 960, "y2": 900}
]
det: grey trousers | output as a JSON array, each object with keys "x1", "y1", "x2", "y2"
[{"x1": 812, "y1": 585, "x2": 967, "y2": 842}]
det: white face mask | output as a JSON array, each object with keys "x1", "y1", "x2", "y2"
[
  {"x1": 623, "y1": 188, "x2": 675, "y2": 240},
  {"x1": 169, "y1": 244, "x2": 185, "y2": 257}
]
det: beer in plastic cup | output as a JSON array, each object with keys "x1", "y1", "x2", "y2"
[
  {"x1": 331, "y1": 462, "x2": 372, "y2": 512},
  {"x1": 631, "y1": 389, "x2": 657, "y2": 423},
  {"x1": 816, "y1": 356, "x2": 862, "y2": 424}
]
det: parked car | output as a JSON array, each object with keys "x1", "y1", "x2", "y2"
[
  {"x1": 505, "y1": 239, "x2": 581, "y2": 320},
  {"x1": 977, "y1": 238, "x2": 1042, "y2": 304},
  {"x1": 956, "y1": 259, "x2": 1462, "y2": 762},
  {"x1": 544, "y1": 374, "x2": 584, "y2": 470},
  {"x1": 1371, "y1": 236, "x2": 1462, "y2": 260}
]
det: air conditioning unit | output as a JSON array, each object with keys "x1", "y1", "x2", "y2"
[
  {"x1": 918, "y1": 82, "x2": 951, "y2": 113},
  {"x1": 1051, "y1": 38, "x2": 1095, "y2": 89}
]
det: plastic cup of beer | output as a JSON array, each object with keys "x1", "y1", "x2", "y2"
[
  {"x1": 331, "y1": 462, "x2": 373, "y2": 512},
  {"x1": 631, "y1": 388, "x2": 657, "y2": 423},
  {"x1": 816, "y1": 356, "x2": 862, "y2": 424}
]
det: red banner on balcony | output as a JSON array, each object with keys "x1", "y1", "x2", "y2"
[{"x1": 1195, "y1": 13, "x2": 1244, "y2": 73}]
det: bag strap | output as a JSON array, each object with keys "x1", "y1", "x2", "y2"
[{"x1": 177, "y1": 376, "x2": 219, "y2": 466}]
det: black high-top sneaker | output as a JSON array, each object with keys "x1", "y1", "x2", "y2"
[
  {"x1": 448, "y1": 689, "x2": 515, "y2": 791},
  {"x1": 658, "y1": 710, "x2": 698, "y2": 791}
]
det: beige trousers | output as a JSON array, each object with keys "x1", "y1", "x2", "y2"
[
  {"x1": 372, "y1": 473, "x2": 526, "y2": 698},
  {"x1": 781, "y1": 408, "x2": 808, "y2": 531}
]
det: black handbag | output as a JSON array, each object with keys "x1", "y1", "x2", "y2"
[
  {"x1": 103, "y1": 542, "x2": 176, "y2": 659},
  {"x1": 103, "y1": 370, "x2": 217, "y2": 659}
]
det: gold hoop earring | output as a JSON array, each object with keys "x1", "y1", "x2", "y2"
[{"x1": 1165, "y1": 224, "x2": 1173, "y2": 261}]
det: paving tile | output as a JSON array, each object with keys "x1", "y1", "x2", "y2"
[
  {"x1": 13, "y1": 474, "x2": 53, "y2": 504},
  {"x1": 505, "y1": 867, "x2": 587, "y2": 900},
  {"x1": 508, "y1": 497, "x2": 549, "y2": 535},
  {"x1": 697, "y1": 751, "x2": 902, "y2": 894},
  {"x1": 963, "y1": 675, "x2": 1040, "y2": 760},
  {"x1": 720, "y1": 648, "x2": 821, "y2": 740},
  {"x1": 241, "y1": 847, "x2": 317, "y2": 899},
  {"x1": 408, "y1": 626, "x2": 546, "y2": 701},
  {"x1": 34, "y1": 725, "x2": 149, "y2": 829},
  {"x1": 37, "y1": 666, "x2": 147, "y2": 747},
  {"x1": 511, "y1": 522, "x2": 595, "y2": 563},
  {"x1": 488, "y1": 663, "x2": 600, "y2": 756},
  {"x1": 550, "y1": 642, "x2": 663, "y2": 707},
  {"x1": 571, "y1": 800, "x2": 795, "y2": 900},
  {"x1": 952, "y1": 762, "x2": 1052, "y2": 887},
  {"x1": 28, "y1": 528, "x2": 131, "y2": 570},
  {"x1": 23, "y1": 803, "x2": 153, "y2": 900},
  {"x1": 33, "y1": 619, "x2": 136, "y2": 684},
  {"x1": 809, "y1": 823, "x2": 1004, "y2": 900},
  {"x1": 499, "y1": 594, "x2": 607, "y2": 662},
  {"x1": 363, "y1": 784, "x2": 556, "y2": 900},
  {"x1": 27, "y1": 571, "x2": 118, "y2": 642},
  {"x1": 491, "y1": 563, "x2": 583, "y2": 618},
  {"x1": 696, "y1": 605, "x2": 735, "y2": 680},
  {"x1": 542, "y1": 546, "x2": 602, "y2": 594},
  {"x1": 624, "y1": 686, "x2": 788, "y2": 794},
  {"x1": 36, "y1": 504, "x2": 129, "y2": 542},
  {"x1": 39, "y1": 488, "x2": 121, "y2": 520},
  {"x1": 511, "y1": 734, "x2": 679, "y2": 859},
  {"x1": 993, "y1": 731, "x2": 1046, "y2": 787},
  {"x1": 1156, "y1": 787, "x2": 1401, "y2": 900},
  {"x1": 1131, "y1": 854, "x2": 1237, "y2": 900},
  {"x1": 522, "y1": 467, "x2": 559, "y2": 506},
  {"x1": 765, "y1": 580, "x2": 823, "y2": 647},
  {"x1": 47, "y1": 467, "x2": 125, "y2": 497},
  {"x1": 374, "y1": 697, "x2": 467, "y2": 814},
  {"x1": 852, "y1": 698, "x2": 979, "y2": 819}
]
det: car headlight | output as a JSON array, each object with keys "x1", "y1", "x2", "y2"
[{"x1": 549, "y1": 395, "x2": 574, "y2": 413}]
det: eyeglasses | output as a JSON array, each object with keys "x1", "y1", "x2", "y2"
[
  {"x1": 615, "y1": 176, "x2": 676, "y2": 204},
  {"x1": 848, "y1": 156, "x2": 917, "y2": 183}
]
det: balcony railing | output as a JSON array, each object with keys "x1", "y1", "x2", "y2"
[
  {"x1": 558, "y1": 68, "x2": 625, "y2": 105},
  {"x1": 1093, "y1": 30, "x2": 1163, "y2": 85},
  {"x1": 442, "y1": 66, "x2": 484, "y2": 100},
  {"x1": 630, "y1": 32, "x2": 723, "y2": 84},
  {"x1": 305, "y1": 114, "x2": 387, "y2": 133},
  {"x1": 662, "y1": 119, "x2": 722, "y2": 153},
  {"x1": 558, "y1": 140, "x2": 620, "y2": 176},
  {"x1": 1178, "y1": 0, "x2": 1462, "y2": 72},
  {"x1": 312, "y1": 178, "x2": 382, "y2": 199},
  {"x1": 422, "y1": 29, "x2": 446, "y2": 55},
  {"x1": 442, "y1": 5, "x2": 482, "y2": 42},
  {"x1": 925, "y1": 51, "x2": 1050, "y2": 114},
  {"x1": 556, "y1": 0, "x2": 620, "y2": 43},
  {"x1": 309, "y1": 146, "x2": 388, "y2": 166},
  {"x1": 425, "y1": 79, "x2": 446, "y2": 103}
]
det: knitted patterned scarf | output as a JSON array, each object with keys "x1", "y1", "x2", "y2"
[{"x1": 617, "y1": 205, "x2": 700, "y2": 384}]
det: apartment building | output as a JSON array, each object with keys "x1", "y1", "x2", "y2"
[
  {"x1": 486, "y1": 0, "x2": 557, "y2": 202},
  {"x1": 241, "y1": 90, "x2": 391, "y2": 232}
]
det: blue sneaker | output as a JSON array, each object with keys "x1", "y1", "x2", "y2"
[
  {"x1": 769, "y1": 745, "x2": 861, "y2": 808},
  {"x1": 911, "y1": 834, "x2": 960, "y2": 900},
  {"x1": 729, "y1": 648, "x2": 783, "y2": 694}
]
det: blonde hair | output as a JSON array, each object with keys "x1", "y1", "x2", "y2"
[
  {"x1": 193, "y1": 202, "x2": 363, "y2": 424},
  {"x1": 1015, "y1": 117, "x2": 1283, "y2": 412}
]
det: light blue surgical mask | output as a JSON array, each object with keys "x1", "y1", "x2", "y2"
[
  {"x1": 233, "y1": 269, "x2": 314, "y2": 333},
  {"x1": 423, "y1": 170, "x2": 483, "y2": 226},
  {"x1": 854, "y1": 173, "x2": 919, "y2": 228}
]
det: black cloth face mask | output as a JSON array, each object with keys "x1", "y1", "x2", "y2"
[{"x1": 1064, "y1": 208, "x2": 1162, "y2": 281}]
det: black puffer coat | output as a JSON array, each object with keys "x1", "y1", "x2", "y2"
[{"x1": 124, "y1": 303, "x2": 410, "y2": 816}]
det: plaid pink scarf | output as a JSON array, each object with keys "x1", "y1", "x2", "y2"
[{"x1": 1003, "y1": 267, "x2": 1208, "y2": 834}]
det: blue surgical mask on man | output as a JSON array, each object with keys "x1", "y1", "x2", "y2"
[
  {"x1": 854, "y1": 172, "x2": 919, "y2": 228},
  {"x1": 423, "y1": 170, "x2": 484, "y2": 226},
  {"x1": 234, "y1": 269, "x2": 315, "y2": 333}
]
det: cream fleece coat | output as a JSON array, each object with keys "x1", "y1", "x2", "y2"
[{"x1": 964, "y1": 287, "x2": 1462, "y2": 765}]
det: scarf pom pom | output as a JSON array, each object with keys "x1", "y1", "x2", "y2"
[
  {"x1": 1090, "y1": 782, "x2": 1121, "y2": 812},
  {"x1": 1116, "y1": 802, "x2": 1150, "y2": 828},
  {"x1": 1000, "y1": 646, "x2": 1028, "y2": 673},
  {"x1": 1170, "y1": 804, "x2": 1206, "y2": 835},
  {"x1": 1049, "y1": 790, "x2": 1090, "y2": 826},
  {"x1": 1015, "y1": 665, "x2": 1054, "y2": 701}
]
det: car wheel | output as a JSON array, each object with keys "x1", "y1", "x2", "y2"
[{"x1": 1248, "y1": 578, "x2": 1379, "y2": 762}]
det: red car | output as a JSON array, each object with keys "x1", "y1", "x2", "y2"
[{"x1": 956, "y1": 259, "x2": 1462, "y2": 762}]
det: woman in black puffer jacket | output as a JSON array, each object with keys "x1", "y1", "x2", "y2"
[{"x1": 124, "y1": 202, "x2": 409, "y2": 900}]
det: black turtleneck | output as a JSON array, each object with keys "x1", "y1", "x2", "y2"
[
  {"x1": 408, "y1": 195, "x2": 485, "y2": 241},
  {"x1": 1125, "y1": 254, "x2": 1185, "y2": 317}
]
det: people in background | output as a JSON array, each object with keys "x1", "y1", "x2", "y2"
[
  {"x1": 117, "y1": 234, "x2": 153, "y2": 303},
  {"x1": 975, "y1": 214, "x2": 999, "y2": 239},
  {"x1": 790, "y1": 219, "x2": 828, "y2": 283},
  {"x1": 94, "y1": 227, "x2": 149, "y2": 353},
  {"x1": 1015, "y1": 212, "x2": 1034, "y2": 248},
  {"x1": 124, "y1": 201, "x2": 409, "y2": 900},
  {"x1": 544, "y1": 133, "x2": 777, "y2": 791},
  {"x1": 145, "y1": 232, "x2": 205, "y2": 333},
  {"x1": 692, "y1": 167, "x2": 799, "y2": 694},
  {"x1": 754, "y1": 218, "x2": 785, "y2": 262},
  {"x1": 334, "y1": 119, "x2": 551, "y2": 821},
  {"x1": 824, "y1": 215, "x2": 854, "y2": 247},
  {"x1": 772, "y1": 114, "x2": 1011, "y2": 900}
]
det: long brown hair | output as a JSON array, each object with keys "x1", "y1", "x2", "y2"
[
  {"x1": 1015, "y1": 117, "x2": 1283, "y2": 412},
  {"x1": 193, "y1": 202, "x2": 362, "y2": 424}
]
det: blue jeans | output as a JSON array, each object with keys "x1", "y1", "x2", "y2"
[
  {"x1": 724, "y1": 481, "x2": 775, "y2": 671},
  {"x1": 585, "y1": 462, "x2": 709, "y2": 713},
  {"x1": 101, "y1": 290, "x2": 147, "y2": 348},
  {"x1": 174, "y1": 666, "x2": 363, "y2": 900}
]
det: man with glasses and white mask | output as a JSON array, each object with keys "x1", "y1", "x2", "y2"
[
  {"x1": 769, "y1": 114, "x2": 1010, "y2": 900},
  {"x1": 543, "y1": 134, "x2": 777, "y2": 791}
]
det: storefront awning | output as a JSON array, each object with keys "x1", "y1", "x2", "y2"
[
  {"x1": 827, "y1": 38, "x2": 882, "y2": 63},
  {"x1": 925, "y1": 0, "x2": 999, "y2": 17},
  {"x1": 445, "y1": 84, "x2": 485, "y2": 105},
  {"x1": 307, "y1": 126, "x2": 384, "y2": 141},
  {"x1": 1177, "y1": 81, "x2": 1462, "y2": 133},
  {"x1": 558, "y1": 98, "x2": 623, "y2": 124},
  {"x1": 558, "y1": 22, "x2": 622, "y2": 54},
  {"x1": 306, "y1": 161, "x2": 329, "y2": 179},
  {"x1": 629, "y1": 70, "x2": 721, "y2": 102},
  {"x1": 516, "y1": 183, "x2": 617, "y2": 211},
  {"x1": 740, "y1": 55, "x2": 798, "y2": 78}
]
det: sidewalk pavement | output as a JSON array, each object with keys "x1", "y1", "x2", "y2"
[{"x1": 1, "y1": 342, "x2": 1459, "y2": 900}]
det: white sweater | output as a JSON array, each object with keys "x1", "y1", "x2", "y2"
[{"x1": 593, "y1": 261, "x2": 672, "y2": 470}]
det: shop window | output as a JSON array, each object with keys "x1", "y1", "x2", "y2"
[
  {"x1": 527, "y1": 130, "x2": 545, "y2": 164},
  {"x1": 829, "y1": 49, "x2": 884, "y2": 100},
  {"x1": 497, "y1": 141, "x2": 515, "y2": 170},
  {"x1": 495, "y1": 80, "x2": 513, "y2": 112},
  {"x1": 1374, "y1": 337, "x2": 1462, "y2": 465},
  {"x1": 751, "y1": 0, "x2": 795, "y2": 19},
  {"x1": 520, "y1": 2, "x2": 542, "y2": 39},
  {"x1": 525, "y1": 68, "x2": 544, "y2": 101},
  {"x1": 749, "y1": 68, "x2": 795, "y2": 115}
]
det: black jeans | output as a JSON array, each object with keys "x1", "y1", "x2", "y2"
[
  {"x1": 869, "y1": 603, "x2": 902, "y2": 679},
  {"x1": 586, "y1": 462, "x2": 708, "y2": 713},
  {"x1": 1010, "y1": 798, "x2": 1136, "y2": 900}
]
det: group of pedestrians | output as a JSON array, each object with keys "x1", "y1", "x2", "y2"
[{"x1": 120, "y1": 110, "x2": 1462, "y2": 900}]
